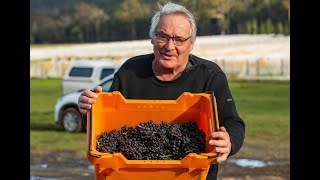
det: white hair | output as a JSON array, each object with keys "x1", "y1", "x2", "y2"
[{"x1": 149, "y1": 2, "x2": 197, "y2": 43}]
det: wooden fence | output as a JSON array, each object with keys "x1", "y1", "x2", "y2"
[
  {"x1": 30, "y1": 34, "x2": 290, "y2": 80},
  {"x1": 30, "y1": 57, "x2": 290, "y2": 80}
]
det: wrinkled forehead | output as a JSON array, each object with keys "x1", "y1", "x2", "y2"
[{"x1": 157, "y1": 14, "x2": 191, "y2": 36}]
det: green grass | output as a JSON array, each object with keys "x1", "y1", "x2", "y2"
[
  {"x1": 30, "y1": 78, "x2": 63, "y2": 130},
  {"x1": 30, "y1": 78, "x2": 87, "y2": 160},
  {"x1": 30, "y1": 78, "x2": 290, "y2": 160},
  {"x1": 230, "y1": 80, "x2": 289, "y2": 140},
  {"x1": 228, "y1": 79, "x2": 290, "y2": 160},
  {"x1": 30, "y1": 130, "x2": 87, "y2": 156}
]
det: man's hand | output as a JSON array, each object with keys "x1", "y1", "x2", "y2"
[
  {"x1": 78, "y1": 86, "x2": 102, "y2": 115},
  {"x1": 209, "y1": 126, "x2": 232, "y2": 162}
]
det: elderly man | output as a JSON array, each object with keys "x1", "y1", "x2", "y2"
[{"x1": 78, "y1": 2, "x2": 245, "y2": 179}]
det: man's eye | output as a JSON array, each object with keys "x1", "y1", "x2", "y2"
[
  {"x1": 160, "y1": 35, "x2": 167, "y2": 39},
  {"x1": 175, "y1": 38, "x2": 184, "y2": 42}
]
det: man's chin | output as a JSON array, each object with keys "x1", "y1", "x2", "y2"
[{"x1": 159, "y1": 61, "x2": 175, "y2": 69}]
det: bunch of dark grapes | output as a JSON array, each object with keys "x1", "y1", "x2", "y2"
[{"x1": 96, "y1": 120, "x2": 206, "y2": 160}]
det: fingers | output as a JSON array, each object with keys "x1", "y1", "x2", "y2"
[
  {"x1": 78, "y1": 91, "x2": 97, "y2": 105},
  {"x1": 78, "y1": 104, "x2": 91, "y2": 115},
  {"x1": 209, "y1": 139, "x2": 228, "y2": 147},
  {"x1": 209, "y1": 137, "x2": 231, "y2": 162},
  {"x1": 78, "y1": 89, "x2": 99, "y2": 115},
  {"x1": 95, "y1": 86, "x2": 102, "y2": 93},
  {"x1": 219, "y1": 126, "x2": 227, "y2": 132},
  {"x1": 209, "y1": 126, "x2": 231, "y2": 162},
  {"x1": 82, "y1": 89, "x2": 99, "y2": 99},
  {"x1": 217, "y1": 152, "x2": 228, "y2": 162},
  {"x1": 209, "y1": 126, "x2": 230, "y2": 141}
]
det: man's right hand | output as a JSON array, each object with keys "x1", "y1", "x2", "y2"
[{"x1": 78, "y1": 86, "x2": 102, "y2": 115}]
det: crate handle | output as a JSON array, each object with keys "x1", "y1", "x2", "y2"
[
  {"x1": 87, "y1": 107, "x2": 101, "y2": 158},
  {"x1": 205, "y1": 91, "x2": 219, "y2": 132},
  {"x1": 205, "y1": 91, "x2": 222, "y2": 159},
  {"x1": 207, "y1": 153, "x2": 221, "y2": 159}
]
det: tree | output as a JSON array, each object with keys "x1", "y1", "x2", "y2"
[
  {"x1": 265, "y1": 18, "x2": 274, "y2": 34},
  {"x1": 275, "y1": 21, "x2": 284, "y2": 34},
  {"x1": 71, "y1": 2, "x2": 109, "y2": 42},
  {"x1": 282, "y1": 0, "x2": 290, "y2": 21},
  {"x1": 115, "y1": 0, "x2": 150, "y2": 40}
]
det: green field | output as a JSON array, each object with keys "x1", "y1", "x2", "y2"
[{"x1": 30, "y1": 78, "x2": 290, "y2": 161}]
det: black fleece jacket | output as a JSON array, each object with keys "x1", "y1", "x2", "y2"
[{"x1": 109, "y1": 53, "x2": 245, "y2": 179}]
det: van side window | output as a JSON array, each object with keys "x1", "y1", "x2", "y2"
[
  {"x1": 69, "y1": 67, "x2": 93, "y2": 77},
  {"x1": 100, "y1": 68, "x2": 115, "y2": 80}
]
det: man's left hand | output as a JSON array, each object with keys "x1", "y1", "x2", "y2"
[{"x1": 209, "y1": 126, "x2": 231, "y2": 162}]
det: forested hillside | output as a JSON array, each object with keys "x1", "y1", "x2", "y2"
[{"x1": 30, "y1": 0, "x2": 290, "y2": 44}]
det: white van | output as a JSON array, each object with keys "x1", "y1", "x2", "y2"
[{"x1": 62, "y1": 59, "x2": 120, "y2": 95}]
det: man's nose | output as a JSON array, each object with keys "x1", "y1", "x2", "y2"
[{"x1": 164, "y1": 38, "x2": 175, "y2": 50}]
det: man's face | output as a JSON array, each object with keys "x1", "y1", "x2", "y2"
[{"x1": 152, "y1": 14, "x2": 194, "y2": 70}]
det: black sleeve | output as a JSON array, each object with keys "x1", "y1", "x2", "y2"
[{"x1": 209, "y1": 72, "x2": 245, "y2": 157}]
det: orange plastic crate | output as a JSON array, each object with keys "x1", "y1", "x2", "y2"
[{"x1": 86, "y1": 91, "x2": 220, "y2": 180}]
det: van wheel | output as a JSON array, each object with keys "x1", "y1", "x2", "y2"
[{"x1": 61, "y1": 107, "x2": 83, "y2": 132}]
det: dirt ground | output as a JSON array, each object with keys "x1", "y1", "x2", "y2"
[{"x1": 30, "y1": 150, "x2": 290, "y2": 180}]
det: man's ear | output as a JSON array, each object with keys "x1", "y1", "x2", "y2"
[
  {"x1": 151, "y1": 39, "x2": 154, "y2": 44},
  {"x1": 190, "y1": 44, "x2": 193, "y2": 51}
]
